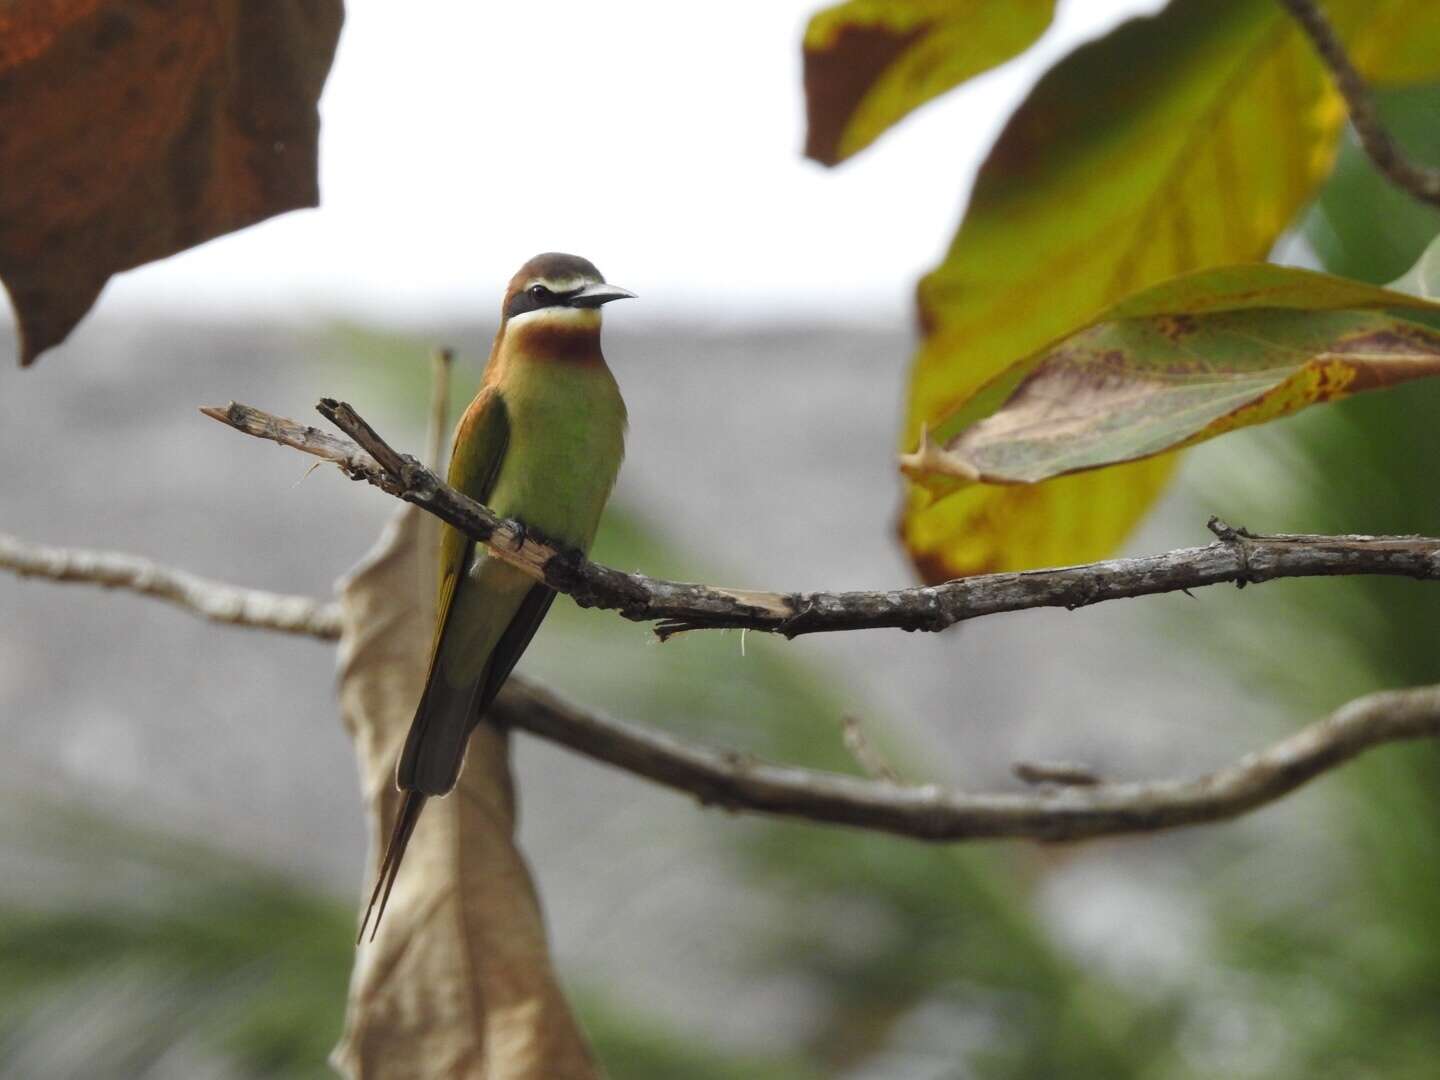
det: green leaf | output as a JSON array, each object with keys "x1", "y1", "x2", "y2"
[
  {"x1": 902, "y1": 258, "x2": 1440, "y2": 485},
  {"x1": 899, "y1": 0, "x2": 1440, "y2": 582},
  {"x1": 802, "y1": 0, "x2": 1054, "y2": 166}
]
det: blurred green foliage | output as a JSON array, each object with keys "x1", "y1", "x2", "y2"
[
  {"x1": 0, "y1": 804, "x2": 352, "y2": 1078},
  {"x1": 1178, "y1": 82, "x2": 1440, "y2": 1080},
  {"x1": 575, "y1": 993, "x2": 820, "y2": 1080}
]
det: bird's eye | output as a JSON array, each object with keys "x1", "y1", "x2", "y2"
[{"x1": 528, "y1": 284, "x2": 550, "y2": 301}]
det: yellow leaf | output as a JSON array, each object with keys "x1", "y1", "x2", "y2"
[{"x1": 904, "y1": 455, "x2": 1178, "y2": 582}]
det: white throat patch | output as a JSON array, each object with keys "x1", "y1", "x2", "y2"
[{"x1": 507, "y1": 305, "x2": 601, "y2": 328}]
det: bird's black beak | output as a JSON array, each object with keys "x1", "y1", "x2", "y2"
[{"x1": 568, "y1": 283, "x2": 637, "y2": 308}]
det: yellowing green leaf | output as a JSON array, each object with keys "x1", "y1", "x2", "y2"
[
  {"x1": 1344, "y1": 0, "x2": 1440, "y2": 84},
  {"x1": 902, "y1": 262, "x2": 1440, "y2": 486},
  {"x1": 802, "y1": 0, "x2": 1054, "y2": 166},
  {"x1": 899, "y1": 0, "x2": 1437, "y2": 583}
]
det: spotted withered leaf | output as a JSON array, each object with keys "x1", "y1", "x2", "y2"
[{"x1": 903, "y1": 253, "x2": 1440, "y2": 491}]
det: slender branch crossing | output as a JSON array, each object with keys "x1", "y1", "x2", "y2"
[
  {"x1": 0, "y1": 531, "x2": 343, "y2": 639},
  {"x1": 1280, "y1": 0, "x2": 1440, "y2": 208},
  {"x1": 495, "y1": 680, "x2": 1440, "y2": 842},
  {"x1": 202, "y1": 400, "x2": 1440, "y2": 638}
]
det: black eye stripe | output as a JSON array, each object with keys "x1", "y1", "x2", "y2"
[{"x1": 504, "y1": 283, "x2": 584, "y2": 320}]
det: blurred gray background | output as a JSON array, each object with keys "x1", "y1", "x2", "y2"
[
  {"x1": 6, "y1": 0, "x2": 1439, "y2": 1072},
  {"x1": 0, "y1": 311, "x2": 1273, "y2": 1058}
]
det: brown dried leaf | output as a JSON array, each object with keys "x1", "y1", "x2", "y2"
[
  {"x1": 0, "y1": 0, "x2": 343, "y2": 366},
  {"x1": 331, "y1": 502, "x2": 598, "y2": 1079}
]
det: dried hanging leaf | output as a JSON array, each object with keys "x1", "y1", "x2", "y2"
[
  {"x1": 0, "y1": 0, "x2": 343, "y2": 366},
  {"x1": 898, "y1": 0, "x2": 1440, "y2": 583},
  {"x1": 802, "y1": 0, "x2": 1054, "y2": 166},
  {"x1": 331, "y1": 502, "x2": 597, "y2": 1079},
  {"x1": 902, "y1": 260, "x2": 1440, "y2": 487}
]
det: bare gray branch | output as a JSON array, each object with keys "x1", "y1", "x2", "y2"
[
  {"x1": 204, "y1": 399, "x2": 1440, "y2": 639},
  {"x1": 495, "y1": 680, "x2": 1440, "y2": 842},
  {"x1": 0, "y1": 531, "x2": 342, "y2": 640}
]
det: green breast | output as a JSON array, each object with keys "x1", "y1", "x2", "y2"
[{"x1": 488, "y1": 361, "x2": 627, "y2": 550}]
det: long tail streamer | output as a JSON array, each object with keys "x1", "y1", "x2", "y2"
[{"x1": 358, "y1": 789, "x2": 428, "y2": 943}]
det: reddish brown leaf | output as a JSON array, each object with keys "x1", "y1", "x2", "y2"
[
  {"x1": 0, "y1": 0, "x2": 343, "y2": 365},
  {"x1": 803, "y1": 21, "x2": 924, "y2": 166}
]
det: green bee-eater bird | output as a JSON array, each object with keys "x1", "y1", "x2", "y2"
[{"x1": 360, "y1": 252, "x2": 633, "y2": 940}]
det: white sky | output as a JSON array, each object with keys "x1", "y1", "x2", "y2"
[{"x1": 99, "y1": 0, "x2": 1162, "y2": 327}]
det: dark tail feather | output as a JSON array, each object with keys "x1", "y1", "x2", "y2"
[
  {"x1": 358, "y1": 789, "x2": 428, "y2": 943},
  {"x1": 359, "y1": 656, "x2": 476, "y2": 945}
]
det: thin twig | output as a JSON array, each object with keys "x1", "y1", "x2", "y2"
[
  {"x1": 495, "y1": 679, "x2": 1440, "y2": 842},
  {"x1": 201, "y1": 401, "x2": 558, "y2": 585},
  {"x1": 426, "y1": 347, "x2": 454, "y2": 472},
  {"x1": 0, "y1": 532, "x2": 343, "y2": 639},
  {"x1": 1280, "y1": 0, "x2": 1440, "y2": 208},
  {"x1": 417, "y1": 349, "x2": 454, "y2": 620},
  {"x1": 7, "y1": 532, "x2": 1440, "y2": 843},
  {"x1": 198, "y1": 403, "x2": 375, "y2": 474},
  {"x1": 1013, "y1": 761, "x2": 1101, "y2": 788},
  {"x1": 840, "y1": 715, "x2": 901, "y2": 783},
  {"x1": 203, "y1": 400, "x2": 1440, "y2": 638}
]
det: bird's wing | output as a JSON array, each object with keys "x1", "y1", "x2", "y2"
[
  {"x1": 361, "y1": 388, "x2": 511, "y2": 941},
  {"x1": 474, "y1": 583, "x2": 557, "y2": 720},
  {"x1": 432, "y1": 383, "x2": 559, "y2": 727},
  {"x1": 432, "y1": 385, "x2": 512, "y2": 656},
  {"x1": 396, "y1": 386, "x2": 511, "y2": 793}
]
